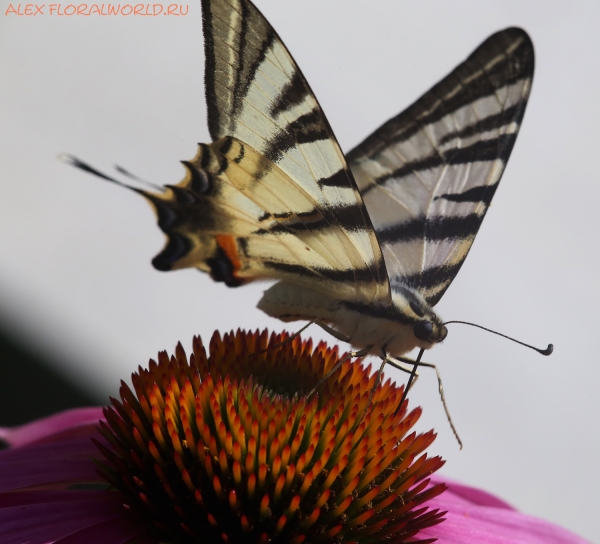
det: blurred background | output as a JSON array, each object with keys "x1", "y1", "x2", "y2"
[{"x1": 0, "y1": 0, "x2": 598, "y2": 541}]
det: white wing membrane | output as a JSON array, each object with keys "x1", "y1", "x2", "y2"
[{"x1": 348, "y1": 28, "x2": 534, "y2": 305}]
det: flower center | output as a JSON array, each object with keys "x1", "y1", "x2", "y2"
[{"x1": 96, "y1": 329, "x2": 446, "y2": 543}]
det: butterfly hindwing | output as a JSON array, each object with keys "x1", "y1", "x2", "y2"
[
  {"x1": 145, "y1": 137, "x2": 384, "y2": 301},
  {"x1": 347, "y1": 28, "x2": 534, "y2": 305},
  {"x1": 146, "y1": 0, "x2": 391, "y2": 305}
]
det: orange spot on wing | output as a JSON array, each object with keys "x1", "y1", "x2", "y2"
[{"x1": 215, "y1": 235, "x2": 242, "y2": 275}]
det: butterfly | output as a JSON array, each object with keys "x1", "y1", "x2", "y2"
[{"x1": 67, "y1": 0, "x2": 535, "y2": 370}]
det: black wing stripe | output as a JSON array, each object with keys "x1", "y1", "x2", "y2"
[
  {"x1": 437, "y1": 104, "x2": 521, "y2": 146},
  {"x1": 269, "y1": 70, "x2": 311, "y2": 117},
  {"x1": 264, "y1": 110, "x2": 330, "y2": 162},
  {"x1": 348, "y1": 29, "x2": 533, "y2": 160},
  {"x1": 435, "y1": 183, "x2": 498, "y2": 204},
  {"x1": 392, "y1": 260, "x2": 465, "y2": 306},
  {"x1": 446, "y1": 133, "x2": 518, "y2": 164},
  {"x1": 255, "y1": 203, "x2": 366, "y2": 235},
  {"x1": 201, "y1": 1, "x2": 220, "y2": 139},
  {"x1": 317, "y1": 169, "x2": 351, "y2": 188},
  {"x1": 363, "y1": 133, "x2": 517, "y2": 195},
  {"x1": 264, "y1": 261, "x2": 378, "y2": 284},
  {"x1": 377, "y1": 214, "x2": 483, "y2": 244},
  {"x1": 231, "y1": 0, "x2": 250, "y2": 121},
  {"x1": 341, "y1": 300, "x2": 415, "y2": 325}
]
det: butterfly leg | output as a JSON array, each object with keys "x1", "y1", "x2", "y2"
[
  {"x1": 264, "y1": 319, "x2": 360, "y2": 354},
  {"x1": 309, "y1": 322, "x2": 385, "y2": 425},
  {"x1": 306, "y1": 344, "x2": 372, "y2": 401},
  {"x1": 313, "y1": 325, "x2": 400, "y2": 427},
  {"x1": 315, "y1": 321, "x2": 355, "y2": 343},
  {"x1": 382, "y1": 357, "x2": 422, "y2": 376},
  {"x1": 257, "y1": 321, "x2": 315, "y2": 354},
  {"x1": 389, "y1": 355, "x2": 463, "y2": 449}
]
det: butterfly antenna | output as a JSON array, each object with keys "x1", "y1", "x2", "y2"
[
  {"x1": 443, "y1": 321, "x2": 553, "y2": 356},
  {"x1": 114, "y1": 164, "x2": 166, "y2": 193}
]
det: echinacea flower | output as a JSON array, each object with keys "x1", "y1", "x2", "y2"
[
  {"x1": 0, "y1": 330, "x2": 591, "y2": 544},
  {"x1": 0, "y1": 329, "x2": 445, "y2": 544}
]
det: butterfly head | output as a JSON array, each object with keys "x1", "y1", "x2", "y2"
[
  {"x1": 413, "y1": 314, "x2": 448, "y2": 346},
  {"x1": 395, "y1": 289, "x2": 448, "y2": 350}
]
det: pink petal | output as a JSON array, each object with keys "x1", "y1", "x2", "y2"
[
  {"x1": 420, "y1": 476, "x2": 591, "y2": 543},
  {"x1": 1, "y1": 409, "x2": 591, "y2": 544},
  {"x1": 54, "y1": 517, "x2": 159, "y2": 544},
  {"x1": 0, "y1": 408, "x2": 160, "y2": 544},
  {"x1": 430, "y1": 476, "x2": 514, "y2": 510},
  {"x1": 0, "y1": 489, "x2": 155, "y2": 544},
  {"x1": 0, "y1": 408, "x2": 104, "y2": 448},
  {"x1": 0, "y1": 434, "x2": 102, "y2": 492}
]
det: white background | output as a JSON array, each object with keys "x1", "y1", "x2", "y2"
[{"x1": 0, "y1": 0, "x2": 598, "y2": 541}]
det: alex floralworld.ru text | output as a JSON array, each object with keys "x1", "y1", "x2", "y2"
[{"x1": 5, "y1": 4, "x2": 189, "y2": 16}]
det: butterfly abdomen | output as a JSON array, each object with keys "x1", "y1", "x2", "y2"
[
  {"x1": 258, "y1": 281, "x2": 341, "y2": 323},
  {"x1": 259, "y1": 281, "x2": 438, "y2": 356}
]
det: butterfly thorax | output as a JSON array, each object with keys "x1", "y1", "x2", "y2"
[{"x1": 258, "y1": 281, "x2": 447, "y2": 357}]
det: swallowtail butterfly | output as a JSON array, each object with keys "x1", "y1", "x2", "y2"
[{"x1": 69, "y1": 0, "x2": 535, "y2": 364}]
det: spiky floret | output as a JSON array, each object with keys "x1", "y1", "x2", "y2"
[{"x1": 96, "y1": 329, "x2": 446, "y2": 543}]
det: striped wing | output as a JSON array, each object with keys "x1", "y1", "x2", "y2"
[
  {"x1": 148, "y1": 0, "x2": 390, "y2": 305},
  {"x1": 348, "y1": 28, "x2": 534, "y2": 306}
]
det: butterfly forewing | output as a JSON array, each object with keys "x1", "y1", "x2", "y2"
[
  {"x1": 151, "y1": 0, "x2": 391, "y2": 304},
  {"x1": 347, "y1": 28, "x2": 534, "y2": 305}
]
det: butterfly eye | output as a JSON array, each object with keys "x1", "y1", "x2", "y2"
[
  {"x1": 414, "y1": 321, "x2": 433, "y2": 341},
  {"x1": 409, "y1": 301, "x2": 425, "y2": 317}
]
